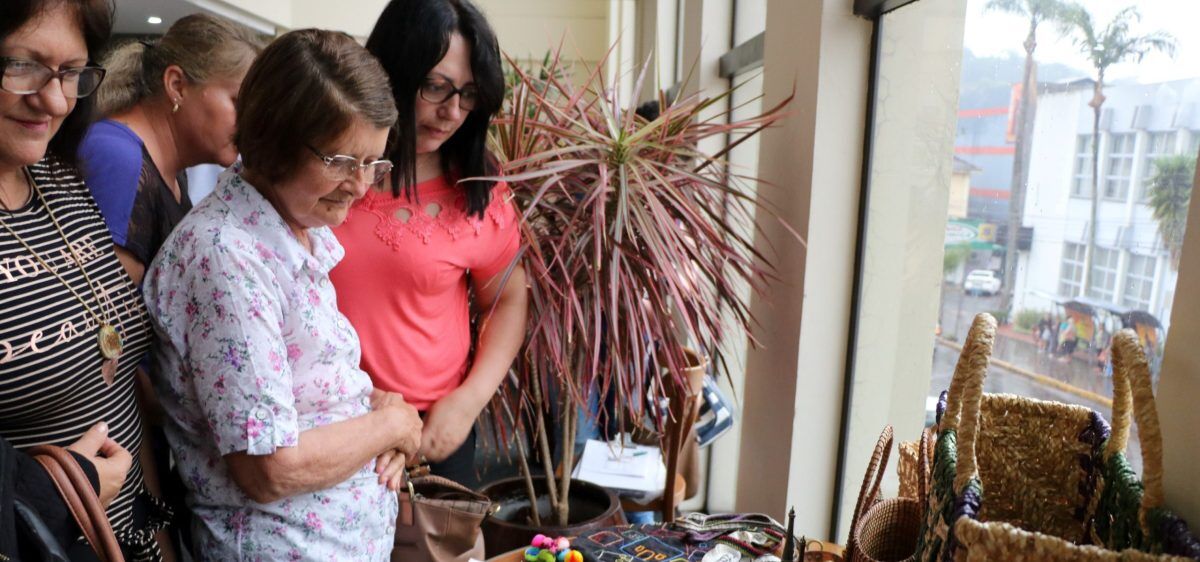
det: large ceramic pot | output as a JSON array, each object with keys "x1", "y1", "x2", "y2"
[{"x1": 479, "y1": 476, "x2": 626, "y2": 556}]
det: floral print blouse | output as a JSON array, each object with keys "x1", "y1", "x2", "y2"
[{"x1": 142, "y1": 166, "x2": 396, "y2": 561}]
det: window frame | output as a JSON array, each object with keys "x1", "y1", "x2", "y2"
[
  {"x1": 1087, "y1": 246, "x2": 1121, "y2": 302},
  {"x1": 1059, "y1": 242, "x2": 1085, "y2": 297},
  {"x1": 1072, "y1": 134, "x2": 1094, "y2": 198},
  {"x1": 1122, "y1": 252, "x2": 1157, "y2": 310},
  {"x1": 1103, "y1": 132, "x2": 1136, "y2": 201},
  {"x1": 1140, "y1": 131, "x2": 1179, "y2": 202}
]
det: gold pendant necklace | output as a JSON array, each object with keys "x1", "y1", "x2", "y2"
[{"x1": 0, "y1": 168, "x2": 123, "y2": 384}]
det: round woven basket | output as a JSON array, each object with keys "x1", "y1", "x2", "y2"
[{"x1": 853, "y1": 497, "x2": 922, "y2": 562}]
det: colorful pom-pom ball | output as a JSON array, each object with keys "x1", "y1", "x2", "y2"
[
  {"x1": 524, "y1": 546, "x2": 541, "y2": 561},
  {"x1": 564, "y1": 550, "x2": 583, "y2": 562},
  {"x1": 556, "y1": 537, "x2": 570, "y2": 551},
  {"x1": 556, "y1": 551, "x2": 567, "y2": 562},
  {"x1": 532, "y1": 534, "x2": 548, "y2": 547},
  {"x1": 537, "y1": 551, "x2": 556, "y2": 562}
]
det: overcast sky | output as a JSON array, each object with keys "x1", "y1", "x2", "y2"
[{"x1": 963, "y1": 0, "x2": 1198, "y2": 84}]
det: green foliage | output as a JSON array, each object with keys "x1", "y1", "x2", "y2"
[
  {"x1": 1146, "y1": 154, "x2": 1195, "y2": 270},
  {"x1": 988, "y1": 309, "x2": 1010, "y2": 325},
  {"x1": 943, "y1": 244, "x2": 972, "y2": 275},
  {"x1": 1014, "y1": 309, "x2": 1044, "y2": 333},
  {"x1": 1061, "y1": 5, "x2": 1177, "y2": 74}
]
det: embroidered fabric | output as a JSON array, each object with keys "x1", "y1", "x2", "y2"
[{"x1": 350, "y1": 185, "x2": 512, "y2": 249}]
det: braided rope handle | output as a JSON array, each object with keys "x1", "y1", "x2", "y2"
[
  {"x1": 918, "y1": 425, "x2": 933, "y2": 502},
  {"x1": 940, "y1": 313, "x2": 996, "y2": 493},
  {"x1": 1106, "y1": 329, "x2": 1165, "y2": 529},
  {"x1": 847, "y1": 425, "x2": 895, "y2": 556}
]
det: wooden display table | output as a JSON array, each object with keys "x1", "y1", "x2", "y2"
[
  {"x1": 487, "y1": 541, "x2": 845, "y2": 561},
  {"x1": 485, "y1": 547, "x2": 524, "y2": 562}
]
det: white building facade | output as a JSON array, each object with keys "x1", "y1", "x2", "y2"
[{"x1": 1013, "y1": 77, "x2": 1200, "y2": 334}]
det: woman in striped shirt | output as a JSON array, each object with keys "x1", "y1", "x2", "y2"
[{"x1": 0, "y1": 0, "x2": 170, "y2": 559}]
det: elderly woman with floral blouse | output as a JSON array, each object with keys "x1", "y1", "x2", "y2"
[{"x1": 142, "y1": 29, "x2": 422, "y2": 560}]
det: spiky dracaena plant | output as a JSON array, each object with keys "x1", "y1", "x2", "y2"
[{"x1": 484, "y1": 48, "x2": 795, "y2": 525}]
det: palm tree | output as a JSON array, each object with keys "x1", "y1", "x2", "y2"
[
  {"x1": 985, "y1": 0, "x2": 1074, "y2": 318},
  {"x1": 1063, "y1": 5, "x2": 1175, "y2": 297},
  {"x1": 1146, "y1": 155, "x2": 1196, "y2": 270}
]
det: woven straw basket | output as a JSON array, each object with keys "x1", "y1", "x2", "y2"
[
  {"x1": 848, "y1": 426, "x2": 925, "y2": 562},
  {"x1": 915, "y1": 314, "x2": 1200, "y2": 561},
  {"x1": 898, "y1": 427, "x2": 934, "y2": 502}
]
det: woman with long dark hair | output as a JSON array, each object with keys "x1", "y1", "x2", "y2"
[{"x1": 330, "y1": 0, "x2": 528, "y2": 486}]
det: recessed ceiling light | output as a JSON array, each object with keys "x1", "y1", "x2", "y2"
[{"x1": 147, "y1": 16, "x2": 163, "y2": 25}]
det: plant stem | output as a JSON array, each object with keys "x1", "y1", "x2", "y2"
[
  {"x1": 512, "y1": 428, "x2": 542, "y2": 526},
  {"x1": 529, "y1": 372, "x2": 560, "y2": 512},
  {"x1": 558, "y1": 392, "x2": 575, "y2": 526}
]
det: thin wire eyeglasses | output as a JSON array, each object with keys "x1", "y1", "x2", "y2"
[{"x1": 307, "y1": 145, "x2": 394, "y2": 185}]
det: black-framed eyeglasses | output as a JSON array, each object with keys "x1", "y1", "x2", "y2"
[
  {"x1": 0, "y1": 57, "x2": 106, "y2": 99},
  {"x1": 419, "y1": 77, "x2": 479, "y2": 111},
  {"x1": 307, "y1": 145, "x2": 393, "y2": 185}
]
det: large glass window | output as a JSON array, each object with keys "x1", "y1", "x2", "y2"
[
  {"x1": 1104, "y1": 133, "x2": 1135, "y2": 200},
  {"x1": 1088, "y1": 247, "x2": 1120, "y2": 302},
  {"x1": 1140, "y1": 131, "x2": 1178, "y2": 200},
  {"x1": 841, "y1": 2, "x2": 1196, "y2": 526},
  {"x1": 1060, "y1": 242, "x2": 1085, "y2": 297},
  {"x1": 1123, "y1": 253, "x2": 1157, "y2": 310},
  {"x1": 1072, "y1": 135, "x2": 1093, "y2": 197}
]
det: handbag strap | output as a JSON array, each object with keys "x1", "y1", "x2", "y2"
[
  {"x1": 846, "y1": 425, "x2": 894, "y2": 556},
  {"x1": 27, "y1": 445, "x2": 124, "y2": 562},
  {"x1": 399, "y1": 472, "x2": 491, "y2": 527},
  {"x1": 1106, "y1": 329, "x2": 1165, "y2": 531}
]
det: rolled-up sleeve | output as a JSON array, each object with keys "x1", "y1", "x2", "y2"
[{"x1": 182, "y1": 244, "x2": 300, "y2": 456}]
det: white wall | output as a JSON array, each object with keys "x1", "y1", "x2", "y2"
[
  {"x1": 475, "y1": 0, "x2": 610, "y2": 72},
  {"x1": 291, "y1": 0, "x2": 388, "y2": 37},
  {"x1": 1158, "y1": 155, "x2": 1200, "y2": 529},
  {"x1": 1014, "y1": 86, "x2": 1086, "y2": 312},
  {"x1": 733, "y1": 0, "x2": 870, "y2": 539}
]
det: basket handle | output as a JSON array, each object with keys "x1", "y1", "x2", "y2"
[
  {"x1": 943, "y1": 314, "x2": 996, "y2": 493},
  {"x1": 918, "y1": 425, "x2": 933, "y2": 502},
  {"x1": 847, "y1": 425, "x2": 895, "y2": 554},
  {"x1": 1105, "y1": 329, "x2": 1165, "y2": 527}
]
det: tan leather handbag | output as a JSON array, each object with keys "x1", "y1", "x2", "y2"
[
  {"x1": 392, "y1": 473, "x2": 491, "y2": 562},
  {"x1": 28, "y1": 444, "x2": 125, "y2": 562}
]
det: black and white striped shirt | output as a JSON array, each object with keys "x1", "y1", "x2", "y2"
[{"x1": 0, "y1": 155, "x2": 159, "y2": 557}]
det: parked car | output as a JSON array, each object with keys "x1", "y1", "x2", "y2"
[{"x1": 963, "y1": 269, "x2": 1001, "y2": 296}]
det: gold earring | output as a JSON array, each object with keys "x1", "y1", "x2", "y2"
[{"x1": 172, "y1": 100, "x2": 180, "y2": 114}]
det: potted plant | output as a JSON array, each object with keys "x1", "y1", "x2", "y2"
[{"x1": 478, "y1": 46, "x2": 795, "y2": 552}]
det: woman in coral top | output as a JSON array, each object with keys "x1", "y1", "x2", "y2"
[{"x1": 329, "y1": 0, "x2": 527, "y2": 486}]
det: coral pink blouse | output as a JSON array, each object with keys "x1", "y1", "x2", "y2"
[{"x1": 330, "y1": 177, "x2": 520, "y2": 410}]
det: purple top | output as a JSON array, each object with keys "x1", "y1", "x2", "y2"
[{"x1": 78, "y1": 119, "x2": 191, "y2": 266}]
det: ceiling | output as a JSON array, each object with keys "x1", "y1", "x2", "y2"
[{"x1": 113, "y1": 0, "x2": 243, "y2": 35}]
